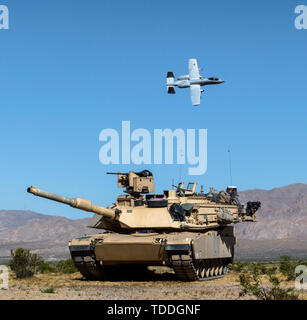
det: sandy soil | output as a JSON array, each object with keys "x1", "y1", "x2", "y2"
[{"x1": 1, "y1": 267, "x2": 305, "y2": 300}]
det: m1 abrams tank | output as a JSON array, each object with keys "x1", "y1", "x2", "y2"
[{"x1": 27, "y1": 170, "x2": 261, "y2": 281}]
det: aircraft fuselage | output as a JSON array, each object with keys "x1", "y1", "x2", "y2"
[{"x1": 174, "y1": 78, "x2": 224, "y2": 88}]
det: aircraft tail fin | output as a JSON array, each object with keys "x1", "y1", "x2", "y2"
[{"x1": 167, "y1": 71, "x2": 175, "y2": 94}]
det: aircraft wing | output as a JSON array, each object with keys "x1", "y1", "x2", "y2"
[
  {"x1": 189, "y1": 58, "x2": 200, "y2": 80},
  {"x1": 190, "y1": 84, "x2": 200, "y2": 106}
]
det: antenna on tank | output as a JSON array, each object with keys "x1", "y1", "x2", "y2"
[
  {"x1": 228, "y1": 147, "x2": 233, "y2": 186},
  {"x1": 178, "y1": 151, "x2": 184, "y2": 183}
]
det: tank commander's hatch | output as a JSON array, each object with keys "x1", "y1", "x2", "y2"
[
  {"x1": 175, "y1": 182, "x2": 197, "y2": 196},
  {"x1": 184, "y1": 182, "x2": 197, "y2": 196},
  {"x1": 176, "y1": 182, "x2": 184, "y2": 194}
]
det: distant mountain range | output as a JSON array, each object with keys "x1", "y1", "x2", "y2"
[
  {"x1": 1, "y1": 183, "x2": 307, "y2": 263},
  {"x1": 237, "y1": 183, "x2": 307, "y2": 240},
  {"x1": 0, "y1": 210, "x2": 96, "y2": 263}
]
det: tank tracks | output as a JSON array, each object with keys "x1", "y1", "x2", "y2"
[
  {"x1": 75, "y1": 261, "x2": 104, "y2": 280},
  {"x1": 70, "y1": 245, "x2": 231, "y2": 281},
  {"x1": 74, "y1": 256, "x2": 230, "y2": 282},
  {"x1": 69, "y1": 244, "x2": 108, "y2": 280},
  {"x1": 170, "y1": 254, "x2": 230, "y2": 281},
  {"x1": 70, "y1": 245, "x2": 150, "y2": 281}
]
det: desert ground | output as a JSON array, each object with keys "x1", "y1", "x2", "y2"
[{"x1": 1, "y1": 267, "x2": 305, "y2": 300}]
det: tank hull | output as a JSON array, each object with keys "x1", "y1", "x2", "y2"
[{"x1": 69, "y1": 226, "x2": 235, "y2": 281}]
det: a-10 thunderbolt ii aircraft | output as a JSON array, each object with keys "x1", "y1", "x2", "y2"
[{"x1": 166, "y1": 58, "x2": 225, "y2": 106}]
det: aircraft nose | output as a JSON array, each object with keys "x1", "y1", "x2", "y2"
[{"x1": 208, "y1": 77, "x2": 224, "y2": 84}]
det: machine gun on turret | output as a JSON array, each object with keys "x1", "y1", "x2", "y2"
[{"x1": 107, "y1": 170, "x2": 154, "y2": 196}]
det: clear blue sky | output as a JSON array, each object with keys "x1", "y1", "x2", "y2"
[{"x1": 1, "y1": 0, "x2": 306, "y2": 219}]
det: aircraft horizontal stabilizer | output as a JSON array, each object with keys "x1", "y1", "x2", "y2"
[{"x1": 168, "y1": 86, "x2": 175, "y2": 94}]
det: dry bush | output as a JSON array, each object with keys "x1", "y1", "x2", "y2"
[
  {"x1": 9, "y1": 248, "x2": 43, "y2": 279},
  {"x1": 239, "y1": 266, "x2": 298, "y2": 300}
]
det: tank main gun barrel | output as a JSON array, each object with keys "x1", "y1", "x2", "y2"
[{"x1": 27, "y1": 186, "x2": 116, "y2": 219}]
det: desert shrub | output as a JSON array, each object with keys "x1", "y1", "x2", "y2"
[
  {"x1": 252, "y1": 262, "x2": 267, "y2": 274},
  {"x1": 230, "y1": 262, "x2": 249, "y2": 272},
  {"x1": 278, "y1": 256, "x2": 307, "y2": 281},
  {"x1": 39, "y1": 262, "x2": 57, "y2": 274},
  {"x1": 266, "y1": 266, "x2": 278, "y2": 275},
  {"x1": 56, "y1": 259, "x2": 77, "y2": 274},
  {"x1": 40, "y1": 285, "x2": 55, "y2": 294},
  {"x1": 9, "y1": 248, "x2": 44, "y2": 279},
  {"x1": 279, "y1": 256, "x2": 296, "y2": 280},
  {"x1": 38, "y1": 258, "x2": 77, "y2": 274},
  {"x1": 239, "y1": 268, "x2": 298, "y2": 300},
  {"x1": 231, "y1": 262, "x2": 277, "y2": 275},
  {"x1": 249, "y1": 262, "x2": 277, "y2": 275},
  {"x1": 279, "y1": 256, "x2": 307, "y2": 281}
]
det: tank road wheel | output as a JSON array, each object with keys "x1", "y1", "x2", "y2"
[
  {"x1": 170, "y1": 255, "x2": 230, "y2": 281},
  {"x1": 76, "y1": 265, "x2": 95, "y2": 280},
  {"x1": 197, "y1": 260, "x2": 206, "y2": 279},
  {"x1": 203, "y1": 260, "x2": 210, "y2": 278},
  {"x1": 209, "y1": 260, "x2": 215, "y2": 277},
  {"x1": 198, "y1": 260, "x2": 213, "y2": 280},
  {"x1": 222, "y1": 266, "x2": 229, "y2": 275},
  {"x1": 214, "y1": 259, "x2": 220, "y2": 276},
  {"x1": 211, "y1": 259, "x2": 217, "y2": 276},
  {"x1": 222, "y1": 261, "x2": 229, "y2": 275},
  {"x1": 83, "y1": 262, "x2": 111, "y2": 281},
  {"x1": 71, "y1": 257, "x2": 107, "y2": 280},
  {"x1": 74, "y1": 262, "x2": 106, "y2": 280},
  {"x1": 196, "y1": 259, "x2": 226, "y2": 280},
  {"x1": 218, "y1": 259, "x2": 224, "y2": 275},
  {"x1": 89, "y1": 264, "x2": 108, "y2": 280},
  {"x1": 205, "y1": 260, "x2": 211, "y2": 278},
  {"x1": 213, "y1": 259, "x2": 220, "y2": 276},
  {"x1": 219, "y1": 258, "x2": 228, "y2": 275}
]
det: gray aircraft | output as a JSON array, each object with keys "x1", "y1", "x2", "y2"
[{"x1": 166, "y1": 58, "x2": 225, "y2": 106}]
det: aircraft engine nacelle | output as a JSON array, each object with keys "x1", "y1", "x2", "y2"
[
  {"x1": 177, "y1": 74, "x2": 190, "y2": 80},
  {"x1": 177, "y1": 80, "x2": 190, "y2": 88}
]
